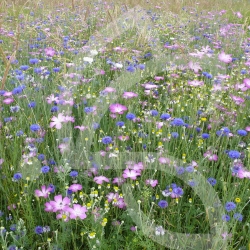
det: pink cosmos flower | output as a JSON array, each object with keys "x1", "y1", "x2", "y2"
[
  {"x1": 113, "y1": 198, "x2": 126, "y2": 209},
  {"x1": 103, "y1": 87, "x2": 116, "y2": 93},
  {"x1": 118, "y1": 135, "x2": 129, "y2": 141},
  {"x1": 141, "y1": 83, "x2": 158, "y2": 89},
  {"x1": 132, "y1": 162, "x2": 144, "y2": 172},
  {"x1": 203, "y1": 150, "x2": 218, "y2": 161},
  {"x1": 158, "y1": 157, "x2": 171, "y2": 164},
  {"x1": 122, "y1": 92, "x2": 138, "y2": 99},
  {"x1": 243, "y1": 78, "x2": 250, "y2": 89},
  {"x1": 154, "y1": 76, "x2": 164, "y2": 81},
  {"x1": 93, "y1": 176, "x2": 110, "y2": 184},
  {"x1": 74, "y1": 125, "x2": 88, "y2": 131},
  {"x1": 122, "y1": 169, "x2": 140, "y2": 180},
  {"x1": 188, "y1": 80, "x2": 204, "y2": 87},
  {"x1": 106, "y1": 192, "x2": 119, "y2": 202},
  {"x1": 188, "y1": 61, "x2": 202, "y2": 73},
  {"x1": 3, "y1": 91, "x2": 13, "y2": 97},
  {"x1": 112, "y1": 177, "x2": 125, "y2": 186},
  {"x1": 49, "y1": 194, "x2": 71, "y2": 212},
  {"x1": 50, "y1": 113, "x2": 66, "y2": 129},
  {"x1": 245, "y1": 126, "x2": 250, "y2": 132},
  {"x1": 58, "y1": 143, "x2": 69, "y2": 153},
  {"x1": 45, "y1": 47, "x2": 56, "y2": 57},
  {"x1": 35, "y1": 185, "x2": 53, "y2": 198},
  {"x1": 109, "y1": 103, "x2": 127, "y2": 114},
  {"x1": 3, "y1": 98, "x2": 14, "y2": 104},
  {"x1": 235, "y1": 12, "x2": 243, "y2": 18},
  {"x1": 68, "y1": 184, "x2": 82, "y2": 192},
  {"x1": 64, "y1": 115, "x2": 75, "y2": 123},
  {"x1": 218, "y1": 51, "x2": 232, "y2": 63},
  {"x1": 44, "y1": 201, "x2": 54, "y2": 212},
  {"x1": 230, "y1": 95, "x2": 244, "y2": 105},
  {"x1": 65, "y1": 204, "x2": 87, "y2": 220},
  {"x1": 46, "y1": 94, "x2": 59, "y2": 104},
  {"x1": 145, "y1": 179, "x2": 158, "y2": 187}
]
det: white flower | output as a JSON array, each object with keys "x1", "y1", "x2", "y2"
[{"x1": 83, "y1": 57, "x2": 93, "y2": 63}]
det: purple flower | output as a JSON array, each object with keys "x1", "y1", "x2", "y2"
[
  {"x1": 41, "y1": 166, "x2": 50, "y2": 173},
  {"x1": 207, "y1": 177, "x2": 217, "y2": 186},
  {"x1": 13, "y1": 173, "x2": 22, "y2": 181},
  {"x1": 150, "y1": 110, "x2": 158, "y2": 116},
  {"x1": 171, "y1": 132, "x2": 179, "y2": 138},
  {"x1": 158, "y1": 200, "x2": 168, "y2": 208},
  {"x1": 126, "y1": 113, "x2": 136, "y2": 120},
  {"x1": 222, "y1": 214, "x2": 230, "y2": 222},
  {"x1": 160, "y1": 113, "x2": 171, "y2": 120},
  {"x1": 170, "y1": 118, "x2": 185, "y2": 126},
  {"x1": 225, "y1": 202, "x2": 236, "y2": 212},
  {"x1": 237, "y1": 130, "x2": 247, "y2": 136},
  {"x1": 102, "y1": 136, "x2": 112, "y2": 145},
  {"x1": 201, "y1": 133, "x2": 210, "y2": 139},
  {"x1": 233, "y1": 213, "x2": 243, "y2": 222},
  {"x1": 228, "y1": 150, "x2": 240, "y2": 159},
  {"x1": 69, "y1": 170, "x2": 78, "y2": 177},
  {"x1": 34, "y1": 226, "x2": 43, "y2": 234},
  {"x1": 30, "y1": 124, "x2": 40, "y2": 132}
]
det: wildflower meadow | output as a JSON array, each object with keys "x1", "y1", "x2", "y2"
[{"x1": 0, "y1": 0, "x2": 250, "y2": 249}]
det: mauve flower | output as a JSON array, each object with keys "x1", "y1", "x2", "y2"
[
  {"x1": 3, "y1": 98, "x2": 14, "y2": 104},
  {"x1": 145, "y1": 179, "x2": 158, "y2": 187},
  {"x1": 154, "y1": 76, "x2": 164, "y2": 81},
  {"x1": 122, "y1": 169, "x2": 140, "y2": 180},
  {"x1": 45, "y1": 47, "x2": 56, "y2": 57},
  {"x1": 188, "y1": 80, "x2": 204, "y2": 87},
  {"x1": 49, "y1": 194, "x2": 71, "y2": 212},
  {"x1": 243, "y1": 78, "x2": 250, "y2": 89},
  {"x1": 93, "y1": 176, "x2": 109, "y2": 184},
  {"x1": 74, "y1": 125, "x2": 88, "y2": 131},
  {"x1": 122, "y1": 92, "x2": 138, "y2": 99},
  {"x1": 65, "y1": 204, "x2": 87, "y2": 220},
  {"x1": 68, "y1": 184, "x2": 82, "y2": 192},
  {"x1": 218, "y1": 51, "x2": 232, "y2": 63},
  {"x1": 35, "y1": 185, "x2": 53, "y2": 198},
  {"x1": 158, "y1": 157, "x2": 170, "y2": 164},
  {"x1": 50, "y1": 113, "x2": 66, "y2": 129},
  {"x1": 109, "y1": 103, "x2": 127, "y2": 114},
  {"x1": 103, "y1": 87, "x2": 116, "y2": 93}
]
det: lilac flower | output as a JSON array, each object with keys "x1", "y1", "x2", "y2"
[
  {"x1": 225, "y1": 202, "x2": 236, "y2": 212},
  {"x1": 102, "y1": 136, "x2": 112, "y2": 145},
  {"x1": 93, "y1": 176, "x2": 110, "y2": 184},
  {"x1": 158, "y1": 200, "x2": 168, "y2": 208},
  {"x1": 65, "y1": 204, "x2": 87, "y2": 220},
  {"x1": 228, "y1": 150, "x2": 240, "y2": 159}
]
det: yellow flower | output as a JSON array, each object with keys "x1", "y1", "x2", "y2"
[
  {"x1": 200, "y1": 117, "x2": 207, "y2": 122},
  {"x1": 88, "y1": 232, "x2": 96, "y2": 239},
  {"x1": 235, "y1": 197, "x2": 241, "y2": 203}
]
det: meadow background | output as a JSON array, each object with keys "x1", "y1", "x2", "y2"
[{"x1": 0, "y1": 0, "x2": 250, "y2": 249}]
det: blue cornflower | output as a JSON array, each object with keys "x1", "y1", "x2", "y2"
[
  {"x1": 171, "y1": 132, "x2": 179, "y2": 138},
  {"x1": 225, "y1": 202, "x2": 236, "y2": 212},
  {"x1": 12, "y1": 85, "x2": 24, "y2": 95},
  {"x1": 216, "y1": 127, "x2": 230, "y2": 137},
  {"x1": 158, "y1": 200, "x2": 168, "y2": 208},
  {"x1": 69, "y1": 170, "x2": 78, "y2": 178},
  {"x1": 13, "y1": 173, "x2": 22, "y2": 181},
  {"x1": 84, "y1": 107, "x2": 94, "y2": 113},
  {"x1": 29, "y1": 58, "x2": 39, "y2": 64},
  {"x1": 53, "y1": 67, "x2": 60, "y2": 73},
  {"x1": 20, "y1": 65, "x2": 29, "y2": 71},
  {"x1": 137, "y1": 64, "x2": 145, "y2": 70},
  {"x1": 30, "y1": 124, "x2": 40, "y2": 132},
  {"x1": 196, "y1": 127, "x2": 201, "y2": 133},
  {"x1": 102, "y1": 136, "x2": 112, "y2": 144},
  {"x1": 170, "y1": 118, "x2": 185, "y2": 126},
  {"x1": 228, "y1": 150, "x2": 240, "y2": 159},
  {"x1": 116, "y1": 121, "x2": 125, "y2": 127},
  {"x1": 48, "y1": 184, "x2": 55, "y2": 193},
  {"x1": 37, "y1": 154, "x2": 45, "y2": 161},
  {"x1": 92, "y1": 122, "x2": 100, "y2": 130},
  {"x1": 28, "y1": 101, "x2": 36, "y2": 108},
  {"x1": 185, "y1": 166, "x2": 194, "y2": 173},
  {"x1": 34, "y1": 67, "x2": 42, "y2": 74},
  {"x1": 160, "y1": 113, "x2": 171, "y2": 120},
  {"x1": 8, "y1": 245, "x2": 17, "y2": 250},
  {"x1": 41, "y1": 166, "x2": 50, "y2": 173},
  {"x1": 126, "y1": 113, "x2": 136, "y2": 120},
  {"x1": 176, "y1": 167, "x2": 185, "y2": 175},
  {"x1": 237, "y1": 129, "x2": 247, "y2": 136},
  {"x1": 222, "y1": 214, "x2": 230, "y2": 222},
  {"x1": 207, "y1": 177, "x2": 217, "y2": 186},
  {"x1": 150, "y1": 110, "x2": 158, "y2": 116},
  {"x1": 16, "y1": 130, "x2": 24, "y2": 136},
  {"x1": 51, "y1": 106, "x2": 59, "y2": 112},
  {"x1": 126, "y1": 65, "x2": 136, "y2": 72},
  {"x1": 10, "y1": 105, "x2": 20, "y2": 113},
  {"x1": 188, "y1": 180, "x2": 197, "y2": 187},
  {"x1": 173, "y1": 187, "x2": 184, "y2": 196},
  {"x1": 34, "y1": 226, "x2": 43, "y2": 234},
  {"x1": 48, "y1": 159, "x2": 56, "y2": 165},
  {"x1": 233, "y1": 213, "x2": 243, "y2": 222},
  {"x1": 36, "y1": 138, "x2": 44, "y2": 143},
  {"x1": 10, "y1": 224, "x2": 16, "y2": 231},
  {"x1": 4, "y1": 117, "x2": 12, "y2": 123},
  {"x1": 201, "y1": 133, "x2": 210, "y2": 139}
]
